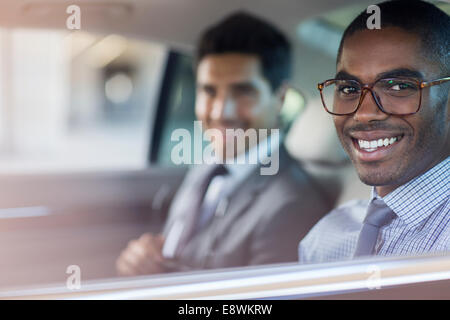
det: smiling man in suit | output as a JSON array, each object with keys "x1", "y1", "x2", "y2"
[{"x1": 116, "y1": 12, "x2": 332, "y2": 275}]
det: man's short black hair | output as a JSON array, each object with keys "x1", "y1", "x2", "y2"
[
  {"x1": 196, "y1": 11, "x2": 292, "y2": 92},
  {"x1": 337, "y1": 0, "x2": 450, "y2": 75}
]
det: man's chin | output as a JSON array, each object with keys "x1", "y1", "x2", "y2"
[{"x1": 355, "y1": 165, "x2": 399, "y2": 187}]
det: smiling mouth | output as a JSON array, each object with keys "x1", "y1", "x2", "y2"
[{"x1": 352, "y1": 135, "x2": 404, "y2": 152}]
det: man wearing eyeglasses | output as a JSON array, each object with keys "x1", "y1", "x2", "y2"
[{"x1": 299, "y1": 0, "x2": 449, "y2": 263}]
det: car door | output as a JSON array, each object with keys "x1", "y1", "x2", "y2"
[{"x1": 0, "y1": 27, "x2": 195, "y2": 289}]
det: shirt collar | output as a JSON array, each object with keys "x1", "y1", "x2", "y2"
[{"x1": 373, "y1": 156, "x2": 449, "y2": 226}]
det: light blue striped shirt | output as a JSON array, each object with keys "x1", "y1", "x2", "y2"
[{"x1": 299, "y1": 157, "x2": 449, "y2": 264}]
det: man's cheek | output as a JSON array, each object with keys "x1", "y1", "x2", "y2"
[
  {"x1": 233, "y1": 108, "x2": 251, "y2": 125},
  {"x1": 251, "y1": 105, "x2": 273, "y2": 125}
]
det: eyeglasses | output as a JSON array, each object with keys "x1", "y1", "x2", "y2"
[{"x1": 317, "y1": 76, "x2": 450, "y2": 116}]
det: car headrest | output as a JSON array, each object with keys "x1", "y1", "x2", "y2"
[{"x1": 285, "y1": 96, "x2": 349, "y2": 165}]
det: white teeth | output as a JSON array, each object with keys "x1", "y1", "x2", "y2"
[
  {"x1": 357, "y1": 136, "x2": 401, "y2": 151},
  {"x1": 377, "y1": 139, "x2": 383, "y2": 147}
]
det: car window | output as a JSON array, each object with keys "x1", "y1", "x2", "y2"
[
  {"x1": 0, "y1": 0, "x2": 448, "y2": 298},
  {"x1": 149, "y1": 51, "x2": 196, "y2": 167},
  {"x1": 0, "y1": 28, "x2": 166, "y2": 173}
]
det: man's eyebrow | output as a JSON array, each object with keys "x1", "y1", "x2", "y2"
[
  {"x1": 335, "y1": 69, "x2": 425, "y2": 83},
  {"x1": 376, "y1": 68, "x2": 424, "y2": 80},
  {"x1": 197, "y1": 83, "x2": 215, "y2": 90},
  {"x1": 335, "y1": 71, "x2": 362, "y2": 82},
  {"x1": 230, "y1": 82, "x2": 257, "y2": 90}
]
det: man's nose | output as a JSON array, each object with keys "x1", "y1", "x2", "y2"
[
  {"x1": 353, "y1": 89, "x2": 389, "y2": 123},
  {"x1": 211, "y1": 94, "x2": 236, "y2": 120}
]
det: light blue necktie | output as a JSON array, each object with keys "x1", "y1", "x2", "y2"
[
  {"x1": 354, "y1": 198, "x2": 396, "y2": 257},
  {"x1": 195, "y1": 174, "x2": 228, "y2": 231}
]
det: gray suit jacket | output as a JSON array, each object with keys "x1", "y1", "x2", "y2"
[{"x1": 163, "y1": 145, "x2": 333, "y2": 271}]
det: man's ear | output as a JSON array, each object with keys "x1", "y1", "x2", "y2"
[{"x1": 275, "y1": 82, "x2": 307, "y2": 132}]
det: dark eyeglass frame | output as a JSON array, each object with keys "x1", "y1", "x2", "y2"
[{"x1": 317, "y1": 76, "x2": 450, "y2": 116}]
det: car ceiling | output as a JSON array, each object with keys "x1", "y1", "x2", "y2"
[{"x1": 0, "y1": 0, "x2": 361, "y2": 50}]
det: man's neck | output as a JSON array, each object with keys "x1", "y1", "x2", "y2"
[{"x1": 376, "y1": 154, "x2": 449, "y2": 197}]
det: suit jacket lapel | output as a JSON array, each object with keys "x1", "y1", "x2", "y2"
[
  {"x1": 163, "y1": 165, "x2": 210, "y2": 234},
  {"x1": 203, "y1": 144, "x2": 290, "y2": 250},
  {"x1": 205, "y1": 165, "x2": 272, "y2": 247}
]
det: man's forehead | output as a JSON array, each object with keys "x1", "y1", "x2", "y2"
[
  {"x1": 337, "y1": 28, "x2": 428, "y2": 81},
  {"x1": 196, "y1": 54, "x2": 265, "y2": 86},
  {"x1": 198, "y1": 54, "x2": 261, "y2": 75}
]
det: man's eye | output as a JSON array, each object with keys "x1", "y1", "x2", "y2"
[
  {"x1": 338, "y1": 86, "x2": 359, "y2": 95},
  {"x1": 233, "y1": 85, "x2": 256, "y2": 97},
  {"x1": 384, "y1": 80, "x2": 418, "y2": 91},
  {"x1": 390, "y1": 83, "x2": 411, "y2": 91},
  {"x1": 202, "y1": 87, "x2": 216, "y2": 96}
]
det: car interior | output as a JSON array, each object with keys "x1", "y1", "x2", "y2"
[{"x1": 0, "y1": 0, "x2": 448, "y2": 299}]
